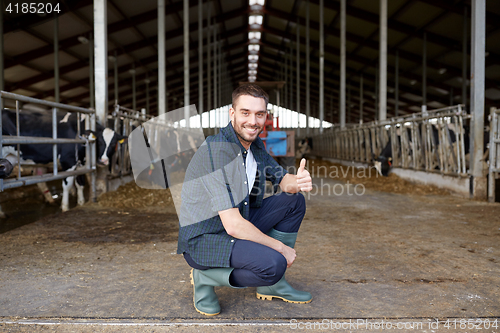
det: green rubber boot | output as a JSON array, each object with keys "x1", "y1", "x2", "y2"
[
  {"x1": 190, "y1": 267, "x2": 237, "y2": 316},
  {"x1": 256, "y1": 229, "x2": 312, "y2": 303}
]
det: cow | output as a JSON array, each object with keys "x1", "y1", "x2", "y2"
[
  {"x1": 1, "y1": 108, "x2": 125, "y2": 212},
  {"x1": 374, "y1": 122, "x2": 489, "y2": 177},
  {"x1": 296, "y1": 137, "x2": 312, "y2": 159}
]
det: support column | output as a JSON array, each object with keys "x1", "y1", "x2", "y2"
[
  {"x1": 207, "y1": 5, "x2": 212, "y2": 126},
  {"x1": 395, "y1": 50, "x2": 399, "y2": 117},
  {"x1": 319, "y1": 0, "x2": 324, "y2": 133},
  {"x1": 113, "y1": 50, "x2": 118, "y2": 104},
  {"x1": 340, "y1": 0, "x2": 346, "y2": 127},
  {"x1": 94, "y1": 0, "x2": 108, "y2": 126},
  {"x1": 379, "y1": 0, "x2": 387, "y2": 121},
  {"x1": 89, "y1": 36, "x2": 94, "y2": 109},
  {"x1": 470, "y1": 0, "x2": 486, "y2": 199},
  {"x1": 158, "y1": 0, "x2": 166, "y2": 115},
  {"x1": 306, "y1": 1, "x2": 310, "y2": 134},
  {"x1": 422, "y1": 32, "x2": 427, "y2": 112},
  {"x1": 462, "y1": 6, "x2": 468, "y2": 107},
  {"x1": 218, "y1": 41, "x2": 222, "y2": 110},
  {"x1": 213, "y1": 27, "x2": 217, "y2": 127},
  {"x1": 296, "y1": 22, "x2": 301, "y2": 136},
  {"x1": 184, "y1": 0, "x2": 190, "y2": 127},
  {"x1": 145, "y1": 77, "x2": 150, "y2": 113},
  {"x1": 198, "y1": 0, "x2": 203, "y2": 115},
  {"x1": 0, "y1": 0, "x2": 3, "y2": 94},
  {"x1": 359, "y1": 74, "x2": 363, "y2": 123},
  {"x1": 54, "y1": 14, "x2": 59, "y2": 103},
  {"x1": 131, "y1": 65, "x2": 136, "y2": 110}
]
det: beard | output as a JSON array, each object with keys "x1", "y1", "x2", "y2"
[{"x1": 233, "y1": 122, "x2": 263, "y2": 145}]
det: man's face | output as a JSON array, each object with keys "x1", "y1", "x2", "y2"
[{"x1": 229, "y1": 95, "x2": 267, "y2": 149}]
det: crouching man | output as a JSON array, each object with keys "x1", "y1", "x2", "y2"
[{"x1": 177, "y1": 83, "x2": 313, "y2": 316}]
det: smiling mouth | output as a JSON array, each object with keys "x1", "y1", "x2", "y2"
[{"x1": 244, "y1": 126, "x2": 259, "y2": 134}]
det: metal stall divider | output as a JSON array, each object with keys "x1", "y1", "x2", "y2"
[
  {"x1": 301, "y1": 105, "x2": 470, "y2": 177},
  {"x1": 488, "y1": 107, "x2": 500, "y2": 202},
  {"x1": 0, "y1": 91, "x2": 97, "y2": 202}
]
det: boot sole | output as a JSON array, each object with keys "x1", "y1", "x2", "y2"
[
  {"x1": 190, "y1": 269, "x2": 220, "y2": 316},
  {"x1": 256, "y1": 292, "x2": 312, "y2": 304}
]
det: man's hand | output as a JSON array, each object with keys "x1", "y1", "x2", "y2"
[
  {"x1": 281, "y1": 243, "x2": 297, "y2": 268},
  {"x1": 296, "y1": 158, "x2": 313, "y2": 192}
]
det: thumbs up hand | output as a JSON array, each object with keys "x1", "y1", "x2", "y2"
[{"x1": 296, "y1": 158, "x2": 312, "y2": 192}]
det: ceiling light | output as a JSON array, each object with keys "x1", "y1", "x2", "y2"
[
  {"x1": 249, "y1": 0, "x2": 265, "y2": 5},
  {"x1": 248, "y1": 55, "x2": 259, "y2": 62},
  {"x1": 249, "y1": 70, "x2": 257, "y2": 75},
  {"x1": 438, "y1": 68, "x2": 447, "y2": 75},
  {"x1": 249, "y1": 15, "x2": 263, "y2": 25},
  {"x1": 410, "y1": 80, "x2": 417, "y2": 85},
  {"x1": 248, "y1": 44, "x2": 260, "y2": 52},
  {"x1": 248, "y1": 32, "x2": 261, "y2": 40},
  {"x1": 249, "y1": 63, "x2": 258, "y2": 69}
]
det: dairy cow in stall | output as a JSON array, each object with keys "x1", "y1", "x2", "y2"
[{"x1": 1, "y1": 108, "x2": 126, "y2": 212}]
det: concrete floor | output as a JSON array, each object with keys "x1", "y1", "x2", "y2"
[{"x1": 0, "y1": 176, "x2": 499, "y2": 332}]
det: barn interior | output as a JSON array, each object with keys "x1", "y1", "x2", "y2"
[{"x1": 1, "y1": 0, "x2": 500, "y2": 331}]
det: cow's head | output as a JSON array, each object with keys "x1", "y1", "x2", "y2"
[
  {"x1": 0, "y1": 158, "x2": 14, "y2": 179},
  {"x1": 85, "y1": 128, "x2": 127, "y2": 166},
  {"x1": 374, "y1": 156, "x2": 392, "y2": 177}
]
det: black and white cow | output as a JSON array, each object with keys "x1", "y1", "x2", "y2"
[
  {"x1": 296, "y1": 137, "x2": 313, "y2": 159},
  {"x1": 1, "y1": 108, "x2": 125, "y2": 212}
]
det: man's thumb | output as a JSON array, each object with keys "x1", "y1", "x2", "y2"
[{"x1": 298, "y1": 158, "x2": 306, "y2": 174}]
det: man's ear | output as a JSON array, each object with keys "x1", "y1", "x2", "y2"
[{"x1": 229, "y1": 107, "x2": 235, "y2": 122}]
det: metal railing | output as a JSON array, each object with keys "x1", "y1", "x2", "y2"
[
  {"x1": 488, "y1": 107, "x2": 500, "y2": 202},
  {"x1": 305, "y1": 105, "x2": 470, "y2": 177},
  {"x1": 0, "y1": 91, "x2": 96, "y2": 198}
]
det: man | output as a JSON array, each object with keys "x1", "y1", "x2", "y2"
[{"x1": 177, "y1": 83, "x2": 312, "y2": 316}]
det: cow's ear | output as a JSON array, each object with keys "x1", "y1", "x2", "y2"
[{"x1": 83, "y1": 130, "x2": 97, "y2": 141}]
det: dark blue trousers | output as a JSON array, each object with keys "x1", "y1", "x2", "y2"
[{"x1": 184, "y1": 192, "x2": 306, "y2": 287}]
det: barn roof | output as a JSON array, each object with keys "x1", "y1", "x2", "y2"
[{"x1": 3, "y1": 0, "x2": 500, "y2": 122}]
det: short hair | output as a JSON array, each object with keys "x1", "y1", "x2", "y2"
[{"x1": 232, "y1": 83, "x2": 269, "y2": 109}]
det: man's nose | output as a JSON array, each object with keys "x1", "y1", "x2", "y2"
[{"x1": 247, "y1": 113, "x2": 257, "y2": 125}]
